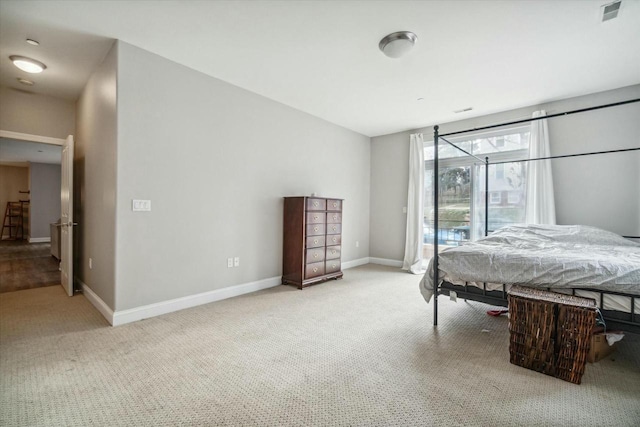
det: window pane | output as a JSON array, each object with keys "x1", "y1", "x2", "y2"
[
  {"x1": 424, "y1": 140, "x2": 472, "y2": 161},
  {"x1": 423, "y1": 126, "x2": 529, "y2": 250},
  {"x1": 489, "y1": 161, "x2": 526, "y2": 230},
  {"x1": 470, "y1": 129, "x2": 530, "y2": 156},
  {"x1": 424, "y1": 166, "x2": 471, "y2": 260}
]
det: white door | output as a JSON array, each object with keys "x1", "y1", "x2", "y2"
[{"x1": 60, "y1": 135, "x2": 74, "y2": 296}]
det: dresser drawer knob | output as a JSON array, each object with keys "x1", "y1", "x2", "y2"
[
  {"x1": 313, "y1": 267, "x2": 318, "y2": 273},
  {"x1": 314, "y1": 226, "x2": 318, "y2": 232},
  {"x1": 333, "y1": 237, "x2": 337, "y2": 242},
  {"x1": 332, "y1": 226, "x2": 337, "y2": 231},
  {"x1": 332, "y1": 264, "x2": 337, "y2": 269},
  {"x1": 313, "y1": 201, "x2": 319, "y2": 207},
  {"x1": 332, "y1": 250, "x2": 336, "y2": 255},
  {"x1": 314, "y1": 215, "x2": 319, "y2": 220},
  {"x1": 333, "y1": 202, "x2": 337, "y2": 208},
  {"x1": 333, "y1": 215, "x2": 337, "y2": 220},
  {"x1": 314, "y1": 253, "x2": 319, "y2": 258},
  {"x1": 313, "y1": 239, "x2": 318, "y2": 244}
]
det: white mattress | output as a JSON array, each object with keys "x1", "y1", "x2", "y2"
[{"x1": 420, "y1": 224, "x2": 640, "y2": 312}]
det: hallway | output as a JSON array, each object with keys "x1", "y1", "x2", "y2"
[{"x1": 0, "y1": 241, "x2": 60, "y2": 293}]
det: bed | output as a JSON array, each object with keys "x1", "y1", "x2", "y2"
[
  {"x1": 423, "y1": 99, "x2": 640, "y2": 333},
  {"x1": 420, "y1": 223, "x2": 640, "y2": 332}
]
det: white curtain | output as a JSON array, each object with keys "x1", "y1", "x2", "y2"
[
  {"x1": 403, "y1": 133, "x2": 425, "y2": 274},
  {"x1": 525, "y1": 110, "x2": 556, "y2": 224}
]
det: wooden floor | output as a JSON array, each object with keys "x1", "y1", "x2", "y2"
[{"x1": 0, "y1": 240, "x2": 60, "y2": 293}]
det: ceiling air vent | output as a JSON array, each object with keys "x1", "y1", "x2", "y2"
[{"x1": 601, "y1": 1, "x2": 622, "y2": 22}]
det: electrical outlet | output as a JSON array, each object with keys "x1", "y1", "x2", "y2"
[
  {"x1": 234, "y1": 257, "x2": 240, "y2": 267},
  {"x1": 227, "y1": 258, "x2": 233, "y2": 268}
]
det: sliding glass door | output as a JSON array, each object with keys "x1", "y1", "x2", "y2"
[{"x1": 423, "y1": 126, "x2": 530, "y2": 261}]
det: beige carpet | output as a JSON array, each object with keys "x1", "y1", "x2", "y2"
[{"x1": 1, "y1": 264, "x2": 639, "y2": 426}]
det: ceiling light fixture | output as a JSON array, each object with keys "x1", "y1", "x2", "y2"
[
  {"x1": 26, "y1": 38, "x2": 40, "y2": 46},
  {"x1": 379, "y1": 31, "x2": 418, "y2": 58},
  {"x1": 17, "y1": 77, "x2": 34, "y2": 86},
  {"x1": 10, "y1": 55, "x2": 46, "y2": 73}
]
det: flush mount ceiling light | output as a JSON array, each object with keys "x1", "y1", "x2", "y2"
[
  {"x1": 9, "y1": 55, "x2": 46, "y2": 73},
  {"x1": 26, "y1": 38, "x2": 40, "y2": 46},
  {"x1": 379, "y1": 31, "x2": 418, "y2": 58}
]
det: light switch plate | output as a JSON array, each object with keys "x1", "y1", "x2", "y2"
[{"x1": 132, "y1": 199, "x2": 151, "y2": 211}]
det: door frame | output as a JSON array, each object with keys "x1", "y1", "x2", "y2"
[
  {"x1": 0, "y1": 130, "x2": 65, "y2": 146},
  {"x1": 60, "y1": 135, "x2": 74, "y2": 296},
  {"x1": 0, "y1": 129, "x2": 72, "y2": 295}
]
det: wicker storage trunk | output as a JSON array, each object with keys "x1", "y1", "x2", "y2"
[{"x1": 508, "y1": 286, "x2": 596, "y2": 384}]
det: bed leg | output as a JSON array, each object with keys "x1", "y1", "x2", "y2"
[{"x1": 434, "y1": 291, "x2": 438, "y2": 326}]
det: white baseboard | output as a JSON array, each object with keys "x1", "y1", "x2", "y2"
[
  {"x1": 80, "y1": 259, "x2": 400, "y2": 327},
  {"x1": 29, "y1": 237, "x2": 51, "y2": 243},
  {"x1": 78, "y1": 279, "x2": 115, "y2": 325},
  {"x1": 111, "y1": 276, "x2": 282, "y2": 326},
  {"x1": 368, "y1": 257, "x2": 403, "y2": 268},
  {"x1": 341, "y1": 257, "x2": 370, "y2": 269}
]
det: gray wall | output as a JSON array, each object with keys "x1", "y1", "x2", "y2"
[
  {"x1": 114, "y1": 41, "x2": 370, "y2": 311},
  {"x1": 29, "y1": 162, "x2": 61, "y2": 239},
  {"x1": 370, "y1": 85, "x2": 640, "y2": 262},
  {"x1": 75, "y1": 42, "x2": 118, "y2": 309},
  {"x1": 370, "y1": 130, "x2": 412, "y2": 261},
  {"x1": 0, "y1": 86, "x2": 75, "y2": 138}
]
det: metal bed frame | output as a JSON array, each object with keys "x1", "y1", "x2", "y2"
[{"x1": 431, "y1": 98, "x2": 640, "y2": 333}]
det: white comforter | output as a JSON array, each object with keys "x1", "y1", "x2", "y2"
[{"x1": 419, "y1": 224, "x2": 640, "y2": 302}]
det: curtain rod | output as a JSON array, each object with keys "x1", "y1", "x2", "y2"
[
  {"x1": 439, "y1": 98, "x2": 640, "y2": 138},
  {"x1": 487, "y1": 147, "x2": 639, "y2": 166}
]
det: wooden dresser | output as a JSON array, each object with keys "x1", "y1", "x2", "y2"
[{"x1": 282, "y1": 196, "x2": 343, "y2": 289}]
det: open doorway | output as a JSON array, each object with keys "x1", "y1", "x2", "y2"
[{"x1": 0, "y1": 136, "x2": 63, "y2": 293}]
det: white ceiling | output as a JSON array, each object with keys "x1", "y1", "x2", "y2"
[
  {"x1": 0, "y1": 138, "x2": 62, "y2": 165},
  {"x1": 1, "y1": 1, "x2": 639, "y2": 137}
]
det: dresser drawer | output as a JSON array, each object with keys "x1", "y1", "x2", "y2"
[
  {"x1": 326, "y1": 223, "x2": 342, "y2": 235},
  {"x1": 306, "y1": 223, "x2": 325, "y2": 236},
  {"x1": 325, "y1": 259, "x2": 341, "y2": 274},
  {"x1": 306, "y1": 212, "x2": 326, "y2": 224},
  {"x1": 307, "y1": 198, "x2": 326, "y2": 211},
  {"x1": 306, "y1": 235, "x2": 325, "y2": 249},
  {"x1": 327, "y1": 212, "x2": 342, "y2": 224},
  {"x1": 306, "y1": 247, "x2": 325, "y2": 264},
  {"x1": 305, "y1": 261, "x2": 325, "y2": 279},
  {"x1": 327, "y1": 234, "x2": 342, "y2": 246},
  {"x1": 326, "y1": 245, "x2": 341, "y2": 260},
  {"x1": 327, "y1": 199, "x2": 342, "y2": 211}
]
